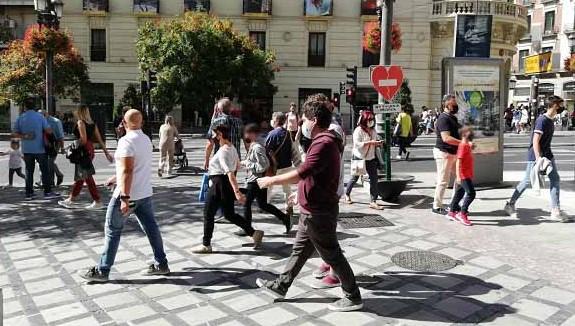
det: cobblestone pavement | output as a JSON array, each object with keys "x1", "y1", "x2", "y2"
[{"x1": 2, "y1": 145, "x2": 575, "y2": 325}]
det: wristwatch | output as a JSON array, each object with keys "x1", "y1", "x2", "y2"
[{"x1": 119, "y1": 195, "x2": 130, "y2": 201}]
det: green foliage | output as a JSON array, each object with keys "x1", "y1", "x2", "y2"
[
  {"x1": 395, "y1": 79, "x2": 413, "y2": 113},
  {"x1": 136, "y1": 12, "x2": 278, "y2": 116},
  {"x1": 117, "y1": 84, "x2": 142, "y2": 117},
  {"x1": 0, "y1": 26, "x2": 89, "y2": 104}
]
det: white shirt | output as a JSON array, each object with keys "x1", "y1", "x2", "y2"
[
  {"x1": 352, "y1": 127, "x2": 377, "y2": 161},
  {"x1": 113, "y1": 130, "x2": 153, "y2": 201},
  {"x1": 208, "y1": 144, "x2": 239, "y2": 176},
  {"x1": 8, "y1": 148, "x2": 22, "y2": 169}
]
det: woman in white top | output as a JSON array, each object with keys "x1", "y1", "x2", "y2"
[
  {"x1": 193, "y1": 125, "x2": 264, "y2": 254},
  {"x1": 286, "y1": 103, "x2": 299, "y2": 141},
  {"x1": 158, "y1": 115, "x2": 179, "y2": 177},
  {"x1": 344, "y1": 110, "x2": 385, "y2": 210}
]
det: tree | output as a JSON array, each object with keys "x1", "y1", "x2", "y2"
[
  {"x1": 136, "y1": 12, "x2": 278, "y2": 119},
  {"x1": 117, "y1": 83, "x2": 142, "y2": 117},
  {"x1": 395, "y1": 79, "x2": 413, "y2": 113},
  {"x1": 0, "y1": 25, "x2": 89, "y2": 104}
]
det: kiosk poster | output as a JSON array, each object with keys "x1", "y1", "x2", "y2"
[
  {"x1": 453, "y1": 64, "x2": 500, "y2": 154},
  {"x1": 454, "y1": 15, "x2": 492, "y2": 58}
]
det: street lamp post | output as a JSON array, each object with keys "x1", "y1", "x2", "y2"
[
  {"x1": 377, "y1": 0, "x2": 394, "y2": 181},
  {"x1": 34, "y1": 0, "x2": 63, "y2": 116}
]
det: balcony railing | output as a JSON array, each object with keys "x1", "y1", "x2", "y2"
[
  {"x1": 431, "y1": 1, "x2": 528, "y2": 21},
  {"x1": 243, "y1": 0, "x2": 272, "y2": 15},
  {"x1": 184, "y1": 0, "x2": 210, "y2": 12}
]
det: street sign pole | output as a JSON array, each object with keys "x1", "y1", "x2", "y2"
[{"x1": 378, "y1": 0, "x2": 394, "y2": 181}]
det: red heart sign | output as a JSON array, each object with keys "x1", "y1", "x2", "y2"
[{"x1": 371, "y1": 66, "x2": 404, "y2": 101}]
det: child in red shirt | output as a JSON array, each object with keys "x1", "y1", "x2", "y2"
[{"x1": 448, "y1": 126, "x2": 476, "y2": 226}]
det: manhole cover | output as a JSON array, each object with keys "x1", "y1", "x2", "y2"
[
  {"x1": 338, "y1": 214, "x2": 394, "y2": 229},
  {"x1": 391, "y1": 251, "x2": 462, "y2": 272}
]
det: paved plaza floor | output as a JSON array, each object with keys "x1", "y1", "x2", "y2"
[{"x1": 1, "y1": 136, "x2": 575, "y2": 325}]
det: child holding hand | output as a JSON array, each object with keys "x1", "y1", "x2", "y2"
[
  {"x1": 0, "y1": 140, "x2": 25, "y2": 187},
  {"x1": 448, "y1": 126, "x2": 476, "y2": 226}
]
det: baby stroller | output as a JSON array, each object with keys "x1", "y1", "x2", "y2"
[{"x1": 174, "y1": 138, "x2": 188, "y2": 169}]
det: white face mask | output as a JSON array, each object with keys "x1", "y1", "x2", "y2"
[
  {"x1": 302, "y1": 120, "x2": 314, "y2": 139},
  {"x1": 367, "y1": 121, "x2": 375, "y2": 128}
]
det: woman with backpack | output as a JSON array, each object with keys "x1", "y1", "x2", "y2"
[
  {"x1": 344, "y1": 110, "x2": 385, "y2": 210},
  {"x1": 58, "y1": 105, "x2": 113, "y2": 210}
]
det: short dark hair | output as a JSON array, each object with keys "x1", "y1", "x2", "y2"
[
  {"x1": 547, "y1": 95, "x2": 564, "y2": 107},
  {"x1": 302, "y1": 94, "x2": 332, "y2": 129},
  {"x1": 214, "y1": 124, "x2": 230, "y2": 140},
  {"x1": 244, "y1": 123, "x2": 260, "y2": 134},
  {"x1": 23, "y1": 97, "x2": 36, "y2": 111}
]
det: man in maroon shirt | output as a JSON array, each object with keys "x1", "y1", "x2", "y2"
[{"x1": 256, "y1": 95, "x2": 363, "y2": 312}]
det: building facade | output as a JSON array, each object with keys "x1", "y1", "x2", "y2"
[
  {"x1": 0, "y1": 0, "x2": 527, "y2": 130},
  {"x1": 511, "y1": 0, "x2": 575, "y2": 108}
]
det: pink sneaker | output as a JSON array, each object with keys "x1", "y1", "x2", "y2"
[
  {"x1": 455, "y1": 212, "x2": 473, "y2": 226},
  {"x1": 312, "y1": 263, "x2": 331, "y2": 279},
  {"x1": 311, "y1": 274, "x2": 341, "y2": 289},
  {"x1": 446, "y1": 210, "x2": 458, "y2": 221}
]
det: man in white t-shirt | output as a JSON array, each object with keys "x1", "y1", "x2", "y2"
[{"x1": 81, "y1": 109, "x2": 169, "y2": 282}]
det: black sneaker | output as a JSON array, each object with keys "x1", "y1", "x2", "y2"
[
  {"x1": 214, "y1": 216, "x2": 230, "y2": 224},
  {"x1": 44, "y1": 192, "x2": 61, "y2": 199},
  {"x1": 328, "y1": 297, "x2": 364, "y2": 312},
  {"x1": 24, "y1": 194, "x2": 36, "y2": 201},
  {"x1": 56, "y1": 176, "x2": 64, "y2": 186},
  {"x1": 145, "y1": 263, "x2": 170, "y2": 276},
  {"x1": 256, "y1": 278, "x2": 287, "y2": 299},
  {"x1": 405, "y1": 152, "x2": 411, "y2": 161},
  {"x1": 80, "y1": 266, "x2": 109, "y2": 283},
  {"x1": 432, "y1": 207, "x2": 447, "y2": 215}
]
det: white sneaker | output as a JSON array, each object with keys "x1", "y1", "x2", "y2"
[
  {"x1": 86, "y1": 201, "x2": 103, "y2": 210},
  {"x1": 58, "y1": 198, "x2": 74, "y2": 209},
  {"x1": 395, "y1": 155, "x2": 402, "y2": 160},
  {"x1": 504, "y1": 202, "x2": 517, "y2": 218},
  {"x1": 548, "y1": 210, "x2": 571, "y2": 223}
]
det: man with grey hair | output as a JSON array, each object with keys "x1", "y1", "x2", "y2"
[
  {"x1": 266, "y1": 111, "x2": 295, "y2": 216},
  {"x1": 204, "y1": 98, "x2": 244, "y2": 170},
  {"x1": 432, "y1": 94, "x2": 461, "y2": 215}
]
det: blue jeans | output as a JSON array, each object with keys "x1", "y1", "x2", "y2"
[
  {"x1": 23, "y1": 153, "x2": 51, "y2": 195},
  {"x1": 98, "y1": 196, "x2": 168, "y2": 275},
  {"x1": 510, "y1": 160, "x2": 560, "y2": 209}
]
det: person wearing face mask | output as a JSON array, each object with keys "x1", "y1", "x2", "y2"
[
  {"x1": 344, "y1": 110, "x2": 385, "y2": 210},
  {"x1": 193, "y1": 125, "x2": 264, "y2": 254},
  {"x1": 432, "y1": 94, "x2": 462, "y2": 215},
  {"x1": 504, "y1": 96, "x2": 570, "y2": 222},
  {"x1": 255, "y1": 95, "x2": 363, "y2": 312},
  {"x1": 240, "y1": 123, "x2": 292, "y2": 235}
]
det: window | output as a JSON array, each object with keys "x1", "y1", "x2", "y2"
[
  {"x1": 361, "y1": 0, "x2": 378, "y2": 15},
  {"x1": 90, "y1": 29, "x2": 106, "y2": 62},
  {"x1": 249, "y1": 31, "x2": 266, "y2": 50},
  {"x1": 83, "y1": 0, "x2": 109, "y2": 12},
  {"x1": 184, "y1": 0, "x2": 210, "y2": 12},
  {"x1": 362, "y1": 50, "x2": 379, "y2": 68},
  {"x1": 133, "y1": 0, "x2": 159, "y2": 13},
  {"x1": 519, "y1": 49, "x2": 529, "y2": 71},
  {"x1": 243, "y1": 0, "x2": 272, "y2": 14},
  {"x1": 526, "y1": 15, "x2": 531, "y2": 34},
  {"x1": 308, "y1": 32, "x2": 326, "y2": 67},
  {"x1": 542, "y1": 46, "x2": 553, "y2": 53},
  {"x1": 544, "y1": 11, "x2": 555, "y2": 34}
]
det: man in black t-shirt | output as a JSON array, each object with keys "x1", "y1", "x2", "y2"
[
  {"x1": 432, "y1": 94, "x2": 461, "y2": 215},
  {"x1": 505, "y1": 95, "x2": 568, "y2": 222}
]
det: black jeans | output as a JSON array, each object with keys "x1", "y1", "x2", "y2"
[
  {"x1": 346, "y1": 158, "x2": 379, "y2": 201},
  {"x1": 277, "y1": 208, "x2": 361, "y2": 301},
  {"x1": 8, "y1": 168, "x2": 25, "y2": 186},
  {"x1": 397, "y1": 136, "x2": 409, "y2": 156},
  {"x1": 203, "y1": 175, "x2": 255, "y2": 246},
  {"x1": 23, "y1": 153, "x2": 51, "y2": 195},
  {"x1": 450, "y1": 179, "x2": 476, "y2": 213},
  {"x1": 244, "y1": 182, "x2": 289, "y2": 225},
  {"x1": 48, "y1": 155, "x2": 63, "y2": 186}
]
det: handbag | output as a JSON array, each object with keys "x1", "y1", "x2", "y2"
[
  {"x1": 393, "y1": 123, "x2": 402, "y2": 137},
  {"x1": 65, "y1": 140, "x2": 89, "y2": 166},
  {"x1": 265, "y1": 131, "x2": 289, "y2": 177},
  {"x1": 350, "y1": 155, "x2": 366, "y2": 176},
  {"x1": 199, "y1": 173, "x2": 209, "y2": 202}
]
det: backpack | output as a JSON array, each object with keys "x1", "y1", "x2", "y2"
[{"x1": 265, "y1": 131, "x2": 289, "y2": 177}]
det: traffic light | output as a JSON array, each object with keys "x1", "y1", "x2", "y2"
[
  {"x1": 147, "y1": 70, "x2": 157, "y2": 91},
  {"x1": 332, "y1": 92, "x2": 340, "y2": 110},
  {"x1": 346, "y1": 87, "x2": 356, "y2": 105},
  {"x1": 345, "y1": 66, "x2": 358, "y2": 105},
  {"x1": 339, "y1": 81, "x2": 346, "y2": 95}
]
